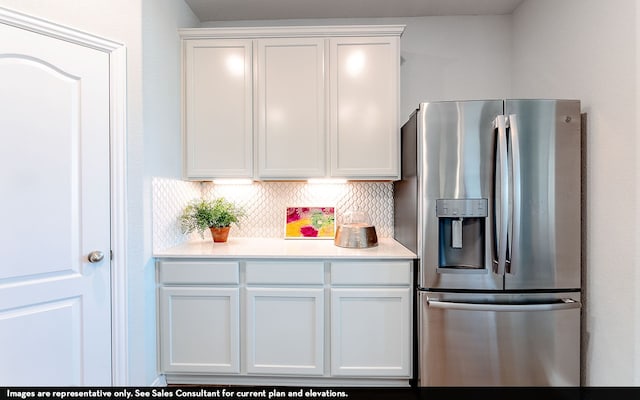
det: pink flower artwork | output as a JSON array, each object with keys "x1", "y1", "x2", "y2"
[
  {"x1": 285, "y1": 206, "x2": 335, "y2": 239},
  {"x1": 299, "y1": 226, "x2": 319, "y2": 237}
]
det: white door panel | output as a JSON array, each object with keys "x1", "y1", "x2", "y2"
[
  {"x1": 184, "y1": 39, "x2": 253, "y2": 178},
  {"x1": 0, "y1": 297, "x2": 82, "y2": 385},
  {"x1": 329, "y1": 37, "x2": 400, "y2": 179},
  {"x1": 257, "y1": 38, "x2": 326, "y2": 178},
  {"x1": 246, "y1": 287, "x2": 324, "y2": 375},
  {"x1": 160, "y1": 287, "x2": 240, "y2": 374},
  {"x1": 0, "y1": 21, "x2": 111, "y2": 385},
  {"x1": 331, "y1": 288, "x2": 411, "y2": 376}
]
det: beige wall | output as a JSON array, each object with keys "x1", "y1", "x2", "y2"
[{"x1": 512, "y1": 0, "x2": 637, "y2": 385}]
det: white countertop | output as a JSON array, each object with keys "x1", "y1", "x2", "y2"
[{"x1": 154, "y1": 237, "x2": 416, "y2": 259}]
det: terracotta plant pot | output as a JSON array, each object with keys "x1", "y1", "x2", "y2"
[{"x1": 209, "y1": 226, "x2": 231, "y2": 243}]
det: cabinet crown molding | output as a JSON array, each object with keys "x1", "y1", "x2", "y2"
[{"x1": 179, "y1": 25, "x2": 405, "y2": 39}]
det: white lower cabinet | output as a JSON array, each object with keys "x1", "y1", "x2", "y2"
[
  {"x1": 330, "y1": 261, "x2": 412, "y2": 377},
  {"x1": 330, "y1": 288, "x2": 411, "y2": 376},
  {"x1": 157, "y1": 259, "x2": 412, "y2": 384},
  {"x1": 158, "y1": 261, "x2": 241, "y2": 374},
  {"x1": 245, "y1": 261, "x2": 325, "y2": 375},
  {"x1": 246, "y1": 287, "x2": 324, "y2": 375},
  {"x1": 159, "y1": 286, "x2": 240, "y2": 373}
]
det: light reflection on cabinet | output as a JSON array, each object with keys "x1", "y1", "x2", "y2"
[
  {"x1": 330, "y1": 36, "x2": 400, "y2": 179},
  {"x1": 180, "y1": 25, "x2": 404, "y2": 180},
  {"x1": 182, "y1": 39, "x2": 253, "y2": 179},
  {"x1": 257, "y1": 38, "x2": 326, "y2": 179}
]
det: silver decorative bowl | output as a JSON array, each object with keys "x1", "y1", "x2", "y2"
[{"x1": 334, "y1": 223, "x2": 378, "y2": 248}]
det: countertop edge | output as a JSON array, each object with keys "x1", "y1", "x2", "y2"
[{"x1": 153, "y1": 237, "x2": 417, "y2": 260}]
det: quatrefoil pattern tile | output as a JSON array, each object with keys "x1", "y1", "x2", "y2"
[
  {"x1": 153, "y1": 178, "x2": 395, "y2": 251},
  {"x1": 152, "y1": 177, "x2": 202, "y2": 252}
]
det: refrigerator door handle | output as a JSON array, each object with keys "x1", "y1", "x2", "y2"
[
  {"x1": 427, "y1": 298, "x2": 581, "y2": 312},
  {"x1": 507, "y1": 114, "x2": 522, "y2": 275},
  {"x1": 493, "y1": 115, "x2": 509, "y2": 276}
]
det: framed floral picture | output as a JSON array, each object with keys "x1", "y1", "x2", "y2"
[{"x1": 285, "y1": 207, "x2": 336, "y2": 239}]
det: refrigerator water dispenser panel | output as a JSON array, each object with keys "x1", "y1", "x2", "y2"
[{"x1": 436, "y1": 199, "x2": 487, "y2": 270}]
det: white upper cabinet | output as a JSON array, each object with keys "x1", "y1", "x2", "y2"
[
  {"x1": 257, "y1": 38, "x2": 326, "y2": 179},
  {"x1": 180, "y1": 26, "x2": 404, "y2": 180},
  {"x1": 330, "y1": 36, "x2": 400, "y2": 179},
  {"x1": 182, "y1": 39, "x2": 253, "y2": 179}
]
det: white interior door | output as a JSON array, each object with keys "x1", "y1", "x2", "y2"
[{"x1": 0, "y1": 21, "x2": 112, "y2": 385}]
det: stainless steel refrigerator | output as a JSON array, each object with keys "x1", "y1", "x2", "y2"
[{"x1": 394, "y1": 100, "x2": 582, "y2": 386}]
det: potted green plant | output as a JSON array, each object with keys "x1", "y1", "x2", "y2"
[{"x1": 180, "y1": 197, "x2": 245, "y2": 242}]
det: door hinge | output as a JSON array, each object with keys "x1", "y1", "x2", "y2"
[{"x1": 110, "y1": 250, "x2": 113, "y2": 260}]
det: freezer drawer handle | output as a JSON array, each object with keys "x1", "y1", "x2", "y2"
[{"x1": 427, "y1": 298, "x2": 581, "y2": 312}]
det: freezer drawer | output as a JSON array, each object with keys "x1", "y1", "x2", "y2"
[{"x1": 418, "y1": 291, "x2": 580, "y2": 386}]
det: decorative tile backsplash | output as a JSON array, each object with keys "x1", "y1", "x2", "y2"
[
  {"x1": 152, "y1": 177, "x2": 394, "y2": 252},
  {"x1": 152, "y1": 178, "x2": 202, "y2": 251}
]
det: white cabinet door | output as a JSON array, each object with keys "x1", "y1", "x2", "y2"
[
  {"x1": 246, "y1": 287, "x2": 324, "y2": 375},
  {"x1": 331, "y1": 288, "x2": 411, "y2": 376},
  {"x1": 257, "y1": 38, "x2": 326, "y2": 178},
  {"x1": 183, "y1": 39, "x2": 253, "y2": 179},
  {"x1": 160, "y1": 287, "x2": 240, "y2": 374},
  {"x1": 329, "y1": 36, "x2": 400, "y2": 179}
]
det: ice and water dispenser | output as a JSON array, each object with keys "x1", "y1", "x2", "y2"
[{"x1": 436, "y1": 199, "x2": 487, "y2": 269}]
